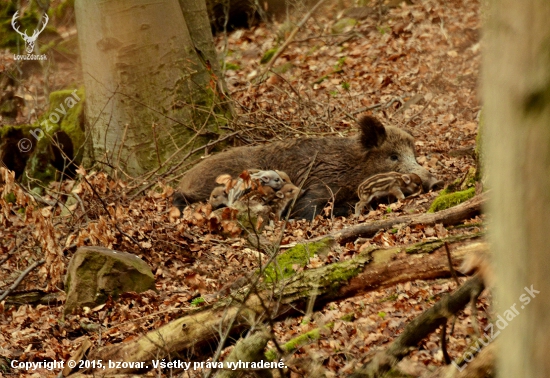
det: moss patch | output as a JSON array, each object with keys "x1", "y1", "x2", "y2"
[
  {"x1": 45, "y1": 88, "x2": 85, "y2": 154},
  {"x1": 265, "y1": 312, "x2": 355, "y2": 361},
  {"x1": 264, "y1": 238, "x2": 335, "y2": 283},
  {"x1": 223, "y1": 61, "x2": 240, "y2": 71},
  {"x1": 331, "y1": 18, "x2": 357, "y2": 34},
  {"x1": 261, "y1": 48, "x2": 278, "y2": 64},
  {"x1": 22, "y1": 88, "x2": 85, "y2": 184},
  {"x1": 428, "y1": 187, "x2": 475, "y2": 213}
]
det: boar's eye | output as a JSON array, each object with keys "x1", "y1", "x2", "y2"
[{"x1": 390, "y1": 154, "x2": 399, "y2": 161}]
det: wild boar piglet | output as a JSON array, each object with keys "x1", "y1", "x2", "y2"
[
  {"x1": 209, "y1": 186, "x2": 229, "y2": 209},
  {"x1": 355, "y1": 172, "x2": 422, "y2": 215},
  {"x1": 270, "y1": 183, "x2": 302, "y2": 221}
]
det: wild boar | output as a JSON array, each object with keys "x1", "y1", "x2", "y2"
[
  {"x1": 227, "y1": 169, "x2": 287, "y2": 205},
  {"x1": 174, "y1": 116, "x2": 443, "y2": 220},
  {"x1": 269, "y1": 183, "x2": 302, "y2": 221},
  {"x1": 209, "y1": 186, "x2": 229, "y2": 209},
  {"x1": 354, "y1": 172, "x2": 423, "y2": 215},
  {"x1": 250, "y1": 169, "x2": 287, "y2": 189}
]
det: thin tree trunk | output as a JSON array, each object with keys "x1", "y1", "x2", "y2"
[{"x1": 483, "y1": 0, "x2": 550, "y2": 376}]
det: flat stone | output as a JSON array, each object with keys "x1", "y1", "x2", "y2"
[{"x1": 64, "y1": 246, "x2": 155, "y2": 315}]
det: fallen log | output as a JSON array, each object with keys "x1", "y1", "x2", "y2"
[
  {"x1": 71, "y1": 235, "x2": 488, "y2": 375},
  {"x1": 329, "y1": 192, "x2": 485, "y2": 244}
]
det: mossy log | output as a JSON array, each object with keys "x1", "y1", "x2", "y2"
[{"x1": 71, "y1": 235, "x2": 488, "y2": 375}]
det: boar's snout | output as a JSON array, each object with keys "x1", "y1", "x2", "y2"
[
  {"x1": 407, "y1": 165, "x2": 443, "y2": 192},
  {"x1": 423, "y1": 176, "x2": 444, "y2": 192}
]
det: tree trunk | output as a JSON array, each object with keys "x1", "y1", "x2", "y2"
[
  {"x1": 483, "y1": 0, "x2": 550, "y2": 377},
  {"x1": 75, "y1": 0, "x2": 229, "y2": 177}
]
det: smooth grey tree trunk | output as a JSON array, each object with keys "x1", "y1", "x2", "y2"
[
  {"x1": 75, "y1": 0, "x2": 229, "y2": 177},
  {"x1": 484, "y1": 0, "x2": 550, "y2": 376}
]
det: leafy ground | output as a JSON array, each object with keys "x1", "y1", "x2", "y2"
[{"x1": 0, "y1": 0, "x2": 487, "y2": 376}]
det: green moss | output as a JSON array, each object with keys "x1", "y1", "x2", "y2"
[
  {"x1": 48, "y1": 88, "x2": 85, "y2": 148},
  {"x1": 265, "y1": 312, "x2": 354, "y2": 361},
  {"x1": 265, "y1": 323, "x2": 334, "y2": 361},
  {"x1": 405, "y1": 239, "x2": 444, "y2": 254},
  {"x1": 223, "y1": 61, "x2": 240, "y2": 70},
  {"x1": 19, "y1": 88, "x2": 85, "y2": 185},
  {"x1": 325, "y1": 259, "x2": 362, "y2": 285},
  {"x1": 428, "y1": 187, "x2": 475, "y2": 213},
  {"x1": 331, "y1": 18, "x2": 357, "y2": 34},
  {"x1": 4, "y1": 192, "x2": 16, "y2": 204},
  {"x1": 191, "y1": 297, "x2": 205, "y2": 307},
  {"x1": 381, "y1": 293, "x2": 398, "y2": 302},
  {"x1": 340, "y1": 312, "x2": 355, "y2": 322},
  {"x1": 260, "y1": 48, "x2": 278, "y2": 64},
  {"x1": 263, "y1": 238, "x2": 334, "y2": 283}
]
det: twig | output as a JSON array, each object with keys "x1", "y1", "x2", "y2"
[
  {"x1": 445, "y1": 242, "x2": 460, "y2": 285},
  {"x1": 0, "y1": 259, "x2": 45, "y2": 302},
  {"x1": 351, "y1": 96, "x2": 407, "y2": 115},
  {"x1": 81, "y1": 175, "x2": 142, "y2": 252},
  {"x1": 403, "y1": 95, "x2": 434, "y2": 127},
  {"x1": 440, "y1": 321, "x2": 451, "y2": 364},
  {"x1": 0, "y1": 234, "x2": 30, "y2": 265},
  {"x1": 204, "y1": 153, "x2": 319, "y2": 378},
  {"x1": 127, "y1": 130, "x2": 239, "y2": 200},
  {"x1": 256, "y1": 0, "x2": 327, "y2": 81}
]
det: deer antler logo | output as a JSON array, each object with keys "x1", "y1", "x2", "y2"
[{"x1": 11, "y1": 11, "x2": 49, "y2": 54}]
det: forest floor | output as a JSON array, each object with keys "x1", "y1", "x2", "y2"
[{"x1": 0, "y1": 0, "x2": 487, "y2": 376}]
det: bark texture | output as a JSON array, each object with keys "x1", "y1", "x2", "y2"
[
  {"x1": 483, "y1": 0, "x2": 550, "y2": 376},
  {"x1": 75, "y1": 0, "x2": 227, "y2": 176}
]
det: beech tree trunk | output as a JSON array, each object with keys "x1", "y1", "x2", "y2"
[
  {"x1": 484, "y1": 0, "x2": 550, "y2": 377},
  {"x1": 75, "y1": 0, "x2": 229, "y2": 177}
]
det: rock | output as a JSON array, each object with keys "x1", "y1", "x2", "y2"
[{"x1": 64, "y1": 246, "x2": 155, "y2": 315}]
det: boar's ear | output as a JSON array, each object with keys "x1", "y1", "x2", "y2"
[
  {"x1": 402, "y1": 174, "x2": 411, "y2": 184},
  {"x1": 358, "y1": 116, "x2": 387, "y2": 149}
]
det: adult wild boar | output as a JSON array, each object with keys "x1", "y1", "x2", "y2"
[{"x1": 174, "y1": 116, "x2": 443, "y2": 220}]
